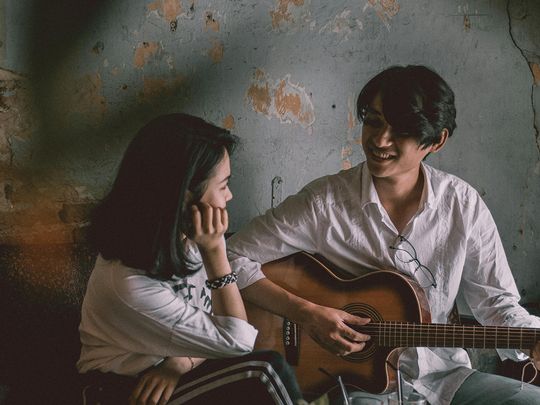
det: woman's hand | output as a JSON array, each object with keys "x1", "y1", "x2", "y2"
[
  {"x1": 191, "y1": 203, "x2": 228, "y2": 253},
  {"x1": 129, "y1": 357, "x2": 197, "y2": 405}
]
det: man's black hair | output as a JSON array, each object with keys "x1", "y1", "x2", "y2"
[{"x1": 357, "y1": 65, "x2": 457, "y2": 148}]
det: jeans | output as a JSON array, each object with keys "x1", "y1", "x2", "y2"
[{"x1": 451, "y1": 370, "x2": 540, "y2": 405}]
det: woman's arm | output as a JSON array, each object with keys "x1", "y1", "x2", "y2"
[
  {"x1": 129, "y1": 357, "x2": 205, "y2": 405},
  {"x1": 191, "y1": 203, "x2": 247, "y2": 321}
]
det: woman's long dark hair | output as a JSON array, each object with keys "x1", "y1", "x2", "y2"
[{"x1": 89, "y1": 113, "x2": 238, "y2": 279}]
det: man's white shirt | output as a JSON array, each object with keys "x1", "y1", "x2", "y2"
[{"x1": 228, "y1": 162, "x2": 540, "y2": 405}]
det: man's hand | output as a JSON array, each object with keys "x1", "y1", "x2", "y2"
[
  {"x1": 129, "y1": 357, "x2": 195, "y2": 405},
  {"x1": 303, "y1": 303, "x2": 371, "y2": 356}
]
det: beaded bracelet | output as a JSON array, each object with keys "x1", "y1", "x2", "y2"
[
  {"x1": 187, "y1": 356, "x2": 195, "y2": 371},
  {"x1": 205, "y1": 272, "x2": 238, "y2": 290}
]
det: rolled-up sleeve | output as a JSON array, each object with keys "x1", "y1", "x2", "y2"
[
  {"x1": 116, "y1": 272, "x2": 258, "y2": 358},
  {"x1": 228, "y1": 185, "x2": 322, "y2": 289}
]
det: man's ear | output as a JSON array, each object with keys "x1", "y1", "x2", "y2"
[{"x1": 429, "y1": 128, "x2": 449, "y2": 153}]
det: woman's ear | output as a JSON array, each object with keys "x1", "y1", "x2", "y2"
[
  {"x1": 182, "y1": 190, "x2": 195, "y2": 240},
  {"x1": 184, "y1": 190, "x2": 194, "y2": 206},
  {"x1": 429, "y1": 128, "x2": 449, "y2": 153}
]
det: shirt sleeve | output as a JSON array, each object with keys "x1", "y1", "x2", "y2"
[
  {"x1": 460, "y1": 193, "x2": 540, "y2": 361},
  {"x1": 113, "y1": 271, "x2": 258, "y2": 359},
  {"x1": 227, "y1": 184, "x2": 322, "y2": 289}
]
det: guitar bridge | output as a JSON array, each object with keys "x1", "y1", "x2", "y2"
[{"x1": 283, "y1": 318, "x2": 299, "y2": 366}]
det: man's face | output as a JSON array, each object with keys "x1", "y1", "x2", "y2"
[{"x1": 361, "y1": 93, "x2": 434, "y2": 180}]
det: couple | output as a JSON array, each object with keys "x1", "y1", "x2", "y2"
[{"x1": 77, "y1": 65, "x2": 540, "y2": 405}]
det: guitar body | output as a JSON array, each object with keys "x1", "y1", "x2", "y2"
[{"x1": 245, "y1": 252, "x2": 431, "y2": 397}]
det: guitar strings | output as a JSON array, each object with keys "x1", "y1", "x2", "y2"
[{"x1": 356, "y1": 322, "x2": 539, "y2": 348}]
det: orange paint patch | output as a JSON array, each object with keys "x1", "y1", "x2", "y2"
[
  {"x1": 254, "y1": 69, "x2": 266, "y2": 80},
  {"x1": 463, "y1": 14, "x2": 471, "y2": 31},
  {"x1": 341, "y1": 145, "x2": 353, "y2": 170},
  {"x1": 531, "y1": 63, "x2": 540, "y2": 85},
  {"x1": 140, "y1": 75, "x2": 185, "y2": 101},
  {"x1": 134, "y1": 42, "x2": 162, "y2": 68},
  {"x1": 275, "y1": 80, "x2": 302, "y2": 118},
  {"x1": 222, "y1": 114, "x2": 235, "y2": 130},
  {"x1": 271, "y1": 0, "x2": 305, "y2": 29},
  {"x1": 205, "y1": 11, "x2": 220, "y2": 32},
  {"x1": 274, "y1": 77, "x2": 314, "y2": 126},
  {"x1": 341, "y1": 160, "x2": 352, "y2": 170},
  {"x1": 341, "y1": 145, "x2": 352, "y2": 157},
  {"x1": 208, "y1": 40, "x2": 224, "y2": 63},
  {"x1": 246, "y1": 69, "x2": 315, "y2": 128},
  {"x1": 368, "y1": 0, "x2": 399, "y2": 26},
  {"x1": 247, "y1": 82, "x2": 272, "y2": 115},
  {"x1": 147, "y1": 0, "x2": 183, "y2": 23}
]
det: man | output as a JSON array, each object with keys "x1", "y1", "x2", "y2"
[{"x1": 228, "y1": 65, "x2": 540, "y2": 405}]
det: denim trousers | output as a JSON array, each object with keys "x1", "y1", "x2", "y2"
[{"x1": 451, "y1": 370, "x2": 540, "y2": 405}]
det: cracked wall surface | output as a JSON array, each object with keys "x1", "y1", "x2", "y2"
[
  {"x1": 507, "y1": 0, "x2": 540, "y2": 155},
  {"x1": 1, "y1": 0, "x2": 540, "y2": 300}
]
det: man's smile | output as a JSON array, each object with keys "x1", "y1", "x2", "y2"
[{"x1": 368, "y1": 145, "x2": 397, "y2": 161}]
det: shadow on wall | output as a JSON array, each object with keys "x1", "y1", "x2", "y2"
[
  {"x1": 0, "y1": 1, "x2": 258, "y2": 403},
  {"x1": 2, "y1": 0, "x2": 256, "y2": 244},
  {"x1": 2, "y1": 1, "x2": 539, "y2": 242}
]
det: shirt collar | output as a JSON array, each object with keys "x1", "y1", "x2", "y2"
[
  {"x1": 420, "y1": 162, "x2": 435, "y2": 209},
  {"x1": 360, "y1": 162, "x2": 382, "y2": 210},
  {"x1": 360, "y1": 161, "x2": 435, "y2": 210}
]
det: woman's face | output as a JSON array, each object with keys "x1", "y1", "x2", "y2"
[{"x1": 199, "y1": 150, "x2": 233, "y2": 208}]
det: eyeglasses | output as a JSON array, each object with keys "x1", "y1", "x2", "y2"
[{"x1": 389, "y1": 235, "x2": 437, "y2": 289}]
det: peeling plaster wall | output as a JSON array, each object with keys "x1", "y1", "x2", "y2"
[{"x1": 1, "y1": 0, "x2": 540, "y2": 300}]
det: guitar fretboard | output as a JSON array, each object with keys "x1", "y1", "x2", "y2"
[{"x1": 357, "y1": 322, "x2": 539, "y2": 349}]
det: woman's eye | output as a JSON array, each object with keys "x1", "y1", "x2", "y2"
[{"x1": 363, "y1": 118, "x2": 383, "y2": 128}]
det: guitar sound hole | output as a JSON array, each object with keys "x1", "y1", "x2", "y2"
[{"x1": 341, "y1": 303, "x2": 383, "y2": 363}]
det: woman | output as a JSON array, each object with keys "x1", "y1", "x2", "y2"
[{"x1": 77, "y1": 113, "x2": 302, "y2": 405}]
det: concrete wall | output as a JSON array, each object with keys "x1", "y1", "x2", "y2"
[{"x1": 1, "y1": 0, "x2": 539, "y2": 301}]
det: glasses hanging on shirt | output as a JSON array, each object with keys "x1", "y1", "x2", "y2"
[{"x1": 389, "y1": 235, "x2": 437, "y2": 289}]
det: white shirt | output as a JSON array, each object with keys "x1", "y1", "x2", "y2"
[
  {"x1": 78, "y1": 240, "x2": 258, "y2": 376},
  {"x1": 228, "y1": 162, "x2": 540, "y2": 405}
]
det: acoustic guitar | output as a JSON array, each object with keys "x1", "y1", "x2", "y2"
[{"x1": 245, "y1": 252, "x2": 540, "y2": 397}]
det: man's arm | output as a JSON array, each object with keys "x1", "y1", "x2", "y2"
[
  {"x1": 241, "y1": 278, "x2": 370, "y2": 355},
  {"x1": 461, "y1": 194, "x2": 540, "y2": 362},
  {"x1": 228, "y1": 185, "x2": 370, "y2": 355}
]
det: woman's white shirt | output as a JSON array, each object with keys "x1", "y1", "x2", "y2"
[{"x1": 77, "y1": 241, "x2": 257, "y2": 376}]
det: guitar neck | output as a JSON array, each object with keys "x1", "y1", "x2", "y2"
[{"x1": 359, "y1": 322, "x2": 540, "y2": 349}]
